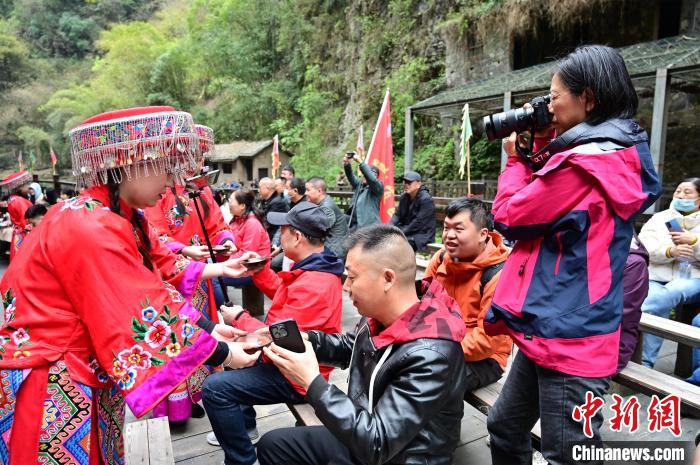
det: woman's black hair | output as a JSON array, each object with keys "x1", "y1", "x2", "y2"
[
  {"x1": 681, "y1": 177, "x2": 700, "y2": 196},
  {"x1": 44, "y1": 188, "x2": 58, "y2": 205},
  {"x1": 106, "y1": 171, "x2": 154, "y2": 271},
  {"x1": 554, "y1": 45, "x2": 638, "y2": 124},
  {"x1": 233, "y1": 188, "x2": 265, "y2": 226}
]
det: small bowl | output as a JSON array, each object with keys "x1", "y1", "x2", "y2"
[
  {"x1": 242, "y1": 257, "x2": 269, "y2": 271},
  {"x1": 211, "y1": 245, "x2": 230, "y2": 255},
  {"x1": 235, "y1": 333, "x2": 272, "y2": 354}
]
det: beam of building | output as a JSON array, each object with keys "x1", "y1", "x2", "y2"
[
  {"x1": 649, "y1": 67, "x2": 670, "y2": 212},
  {"x1": 405, "y1": 107, "x2": 414, "y2": 171},
  {"x1": 500, "y1": 91, "x2": 512, "y2": 172}
]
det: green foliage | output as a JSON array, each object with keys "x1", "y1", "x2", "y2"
[
  {"x1": 13, "y1": 0, "x2": 162, "y2": 58},
  {"x1": 0, "y1": 33, "x2": 29, "y2": 91},
  {"x1": 0, "y1": 0, "x2": 508, "y2": 181},
  {"x1": 470, "y1": 138, "x2": 502, "y2": 178}
]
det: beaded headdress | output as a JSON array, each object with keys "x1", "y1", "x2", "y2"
[
  {"x1": 0, "y1": 170, "x2": 31, "y2": 197},
  {"x1": 69, "y1": 106, "x2": 201, "y2": 188}
]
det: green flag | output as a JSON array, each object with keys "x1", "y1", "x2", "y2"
[
  {"x1": 459, "y1": 103, "x2": 473, "y2": 188},
  {"x1": 29, "y1": 150, "x2": 36, "y2": 171}
]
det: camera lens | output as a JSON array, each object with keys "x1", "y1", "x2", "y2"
[{"x1": 484, "y1": 107, "x2": 534, "y2": 141}]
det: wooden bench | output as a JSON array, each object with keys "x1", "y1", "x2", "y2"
[
  {"x1": 124, "y1": 416, "x2": 175, "y2": 465},
  {"x1": 634, "y1": 305, "x2": 700, "y2": 377}
]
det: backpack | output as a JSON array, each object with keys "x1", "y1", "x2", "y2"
[{"x1": 438, "y1": 250, "x2": 505, "y2": 294}]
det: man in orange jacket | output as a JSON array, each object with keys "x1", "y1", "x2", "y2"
[{"x1": 424, "y1": 197, "x2": 512, "y2": 392}]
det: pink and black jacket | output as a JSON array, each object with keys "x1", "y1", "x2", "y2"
[{"x1": 484, "y1": 119, "x2": 661, "y2": 378}]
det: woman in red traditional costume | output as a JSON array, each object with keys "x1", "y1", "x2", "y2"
[
  {"x1": 0, "y1": 106, "x2": 261, "y2": 465},
  {"x1": 143, "y1": 124, "x2": 238, "y2": 423},
  {"x1": 144, "y1": 124, "x2": 235, "y2": 317},
  {"x1": 0, "y1": 170, "x2": 33, "y2": 260}
]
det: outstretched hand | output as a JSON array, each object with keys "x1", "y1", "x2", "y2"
[{"x1": 263, "y1": 340, "x2": 319, "y2": 390}]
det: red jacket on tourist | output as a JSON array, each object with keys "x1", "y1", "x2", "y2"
[
  {"x1": 231, "y1": 250, "x2": 344, "y2": 393},
  {"x1": 230, "y1": 213, "x2": 270, "y2": 258}
]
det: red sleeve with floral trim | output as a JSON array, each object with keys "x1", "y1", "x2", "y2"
[{"x1": 0, "y1": 193, "x2": 217, "y2": 418}]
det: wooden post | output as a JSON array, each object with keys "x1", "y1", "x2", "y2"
[
  {"x1": 500, "y1": 91, "x2": 512, "y2": 172},
  {"x1": 52, "y1": 174, "x2": 60, "y2": 192},
  {"x1": 648, "y1": 68, "x2": 670, "y2": 213},
  {"x1": 674, "y1": 303, "x2": 700, "y2": 378},
  {"x1": 405, "y1": 107, "x2": 414, "y2": 172},
  {"x1": 32, "y1": 174, "x2": 39, "y2": 183}
]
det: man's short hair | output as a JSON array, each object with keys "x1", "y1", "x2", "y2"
[
  {"x1": 307, "y1": 176, "x2": 326, "y2": 194},
  {"x1": 25, "y1": 204, "x2": 47, "y2": 220},
  {"x1": 344, "y1": 224, "x2": 416, "y2": 285},
  {"x1": 288, "y1": 177, "x2": 306, "y2": 196},
  {"x1": 281, "y1": 165, "x2": 295, "y2": 176},
  {"x1": 259, "y1": 177, "x2": 275, "y2": 189},
  {"x1": 445, "y1": 198, "x2": 493, "y2": 231}
]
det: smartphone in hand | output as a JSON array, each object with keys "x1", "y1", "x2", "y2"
[
  {"x1": 269, "y1": 319, "x2": 305, "y2": 353},
  {"x1": 666, "y1": 219, "x2": 683, "y2": 232}
]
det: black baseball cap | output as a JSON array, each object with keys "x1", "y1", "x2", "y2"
[
  {"x1": 267, "y1": 201, "x2": 330, "y2": 239},
  {"x1": 402, "y1": 170, "x2": 421, "y2": 182}
]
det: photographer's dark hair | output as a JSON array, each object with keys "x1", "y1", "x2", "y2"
[
  {"x1": 232, "y1": 188, "x2": 265, "y2": 225},
  {"x1": 681, "y1": 177, "x2": 700, "y2": 196},
  {"x1": 445, "y1": 197, "x2": 493, "y2": 231},
  {"x1": 288, "y1": 177, "x2": 306, "y2": 196},
  {"x1": 554, "y1": 45, "x2": 638, "y2": 124},
  {"x1": 25, "y1": 204, "x2": 47, "y2": 221}
]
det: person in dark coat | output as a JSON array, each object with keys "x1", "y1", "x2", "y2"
[
  {"x1": 617, "y1": 235, "x2": 649, "y2": 373},
  {"x1": 390, "y1": 171, "x2": 436, "y2": 252},
  {"x1": 259, "y1": 177, "x2": 289, "y2": 241}
]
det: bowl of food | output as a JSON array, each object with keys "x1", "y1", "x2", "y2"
[
  {"x1": 211, "y1": 245, "x2": 230, "y2": 255},
  {"x1": 235, "y1": 333, "x2": 272, "y2": 354},
  {"x1": 242, "y1": 256, "x2": 269, "y2": 271}
]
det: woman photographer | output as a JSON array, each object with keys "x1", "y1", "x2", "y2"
[{"x1": 483, "y1": 45, "x2": 661, "y2": 465}]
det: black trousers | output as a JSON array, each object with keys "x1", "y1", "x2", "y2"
[
  {"x1": 257, "y1": 425, "x2": 364, "y2": 465},
  {"x1": 463, "y1": 357, "x2": 504, "y2": 395}
]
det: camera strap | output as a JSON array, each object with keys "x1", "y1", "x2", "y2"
[
  {"x1": 527, "y1": 119, "x2": 641, "y2": 169},
  {"x1": 527, "y1": 122, "x2": 591, "y2": 167}
]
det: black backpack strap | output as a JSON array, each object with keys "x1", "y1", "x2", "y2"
[
  {"x1": 480, "y1": 261, "x2": 505, "y2": 294},
  {"x1": 439, "y1": 250, "x2": 446, "y2": 265}
]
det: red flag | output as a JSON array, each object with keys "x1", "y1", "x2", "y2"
[
  {"x1": 366, "y1": 90, "x2": 395, "y2": 223},
  {"x1": 50, "y1": 146, "x2": 58, "y2": 175},
  {"x1": 271, "y1": 135, "x2": 280, "y2": 178}
]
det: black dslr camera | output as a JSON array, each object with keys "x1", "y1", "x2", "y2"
[{"x1": 483, "y1": 95, "x2": 552, "y2": 141}]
